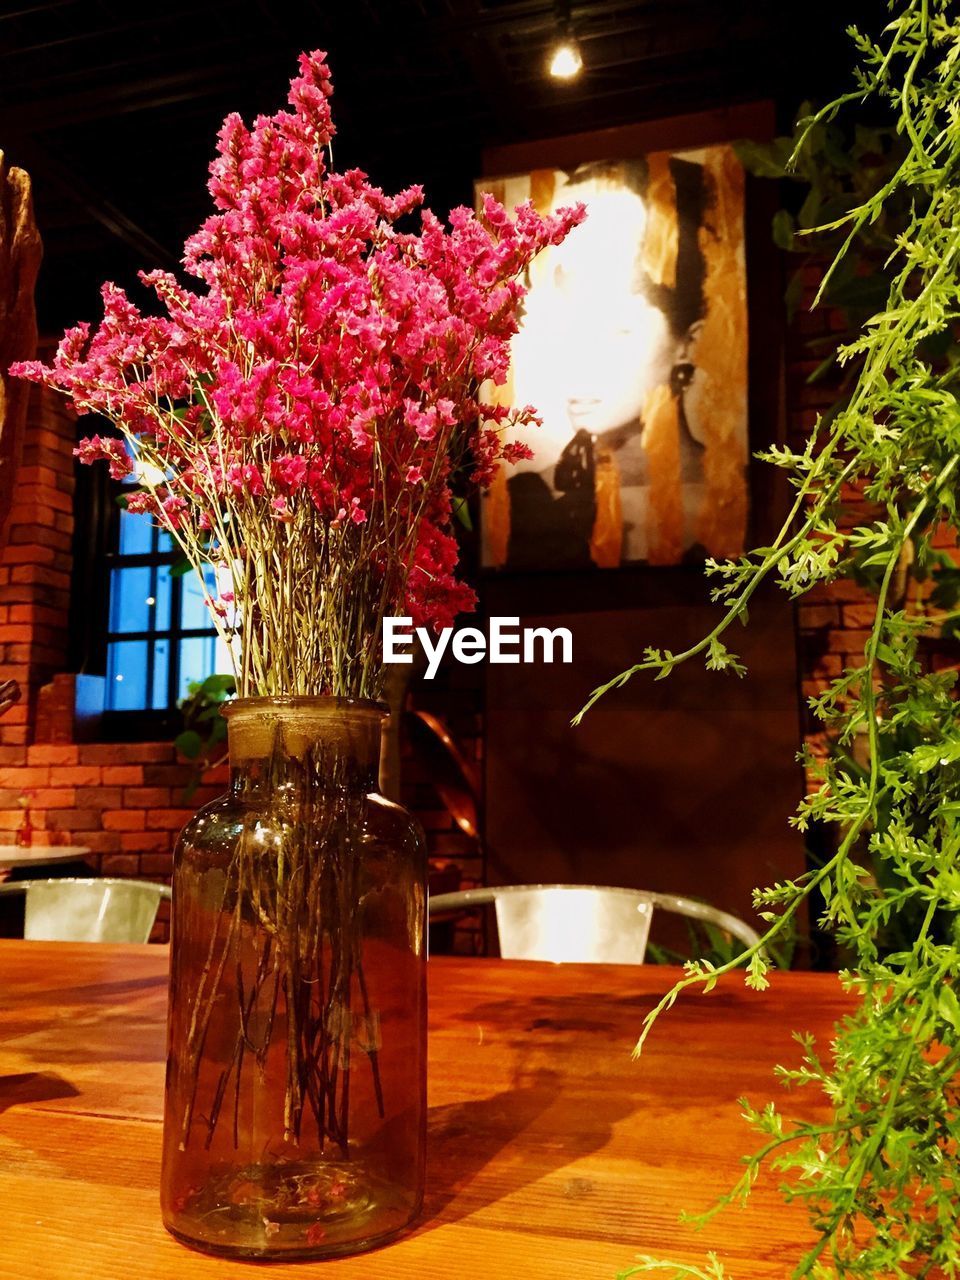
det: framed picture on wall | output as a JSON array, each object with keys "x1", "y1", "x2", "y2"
[{"x1": 476, "y1": 143, "x2": 748, "y2": 571}]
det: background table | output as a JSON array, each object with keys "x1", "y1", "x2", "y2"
[
  {"x1": 0, "y1": 846, "x2": 91, "y2": 871},
  {"x1": 0, "y1": 942, "x2": 850, "y2": 1278}
]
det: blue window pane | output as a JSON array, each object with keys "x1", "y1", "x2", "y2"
[
  {"x1": 152, "y1": 639, "x2": 170, "y2": 710},
  {"x1": 106, "y1": 640, "x2": 148, "y2": 710},
  {"x1": 109, "y1": 566, "x2": 170, "y2": 633},
  {"x1": 119, "y1": 508, "x2": 154, "y2": 555},
  {"x1": 178, "y1": 635, "x2": 221, "y2": 700},
  {"x1": 110, "y1": 566, "x2": 151, "y2": 633},
  {"x1": 154, "y1": 565, "x2": 173, "y2": 631},
  {"x1": 180, "y1": 568, "x2": 217, "y2": 630}
]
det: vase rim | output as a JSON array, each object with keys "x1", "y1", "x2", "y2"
[{"x1": 223, "y1": 695, "x2": 388, "y2": 719}]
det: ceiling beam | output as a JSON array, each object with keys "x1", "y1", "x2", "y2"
[{"x1": 6, "y1": 134, "x2": 178, "y2": 267}]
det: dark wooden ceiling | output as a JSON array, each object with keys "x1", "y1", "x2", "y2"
[{"x1": 0, "y1": 0, "x2": 871, "y2": 331}]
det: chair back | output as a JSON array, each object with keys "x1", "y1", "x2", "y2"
[
  {"x1": 494, "y1": 885, "x2": 652, "y2": 963},
  {"x1": 1, "y1": 878, "x2": 170, "y2": 944},
  {"x1": 428, "y1": 883, "x2": 761, "y2": 965}
]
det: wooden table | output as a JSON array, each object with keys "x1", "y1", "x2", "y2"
[{"x1": 0, "y1": 942, "x2": 849, "y2": 1278}]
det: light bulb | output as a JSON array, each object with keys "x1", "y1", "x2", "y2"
[{"x1": 549, "y1": 38, "x2": 582, "y2": 79}]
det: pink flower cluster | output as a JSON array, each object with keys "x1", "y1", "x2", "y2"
[{"x1": 12, "y1": 51, "x2": 583, "y2": 654}]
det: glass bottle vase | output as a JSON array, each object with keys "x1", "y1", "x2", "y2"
[{"x1": 160, "y1": 696, "x2": 427, "y2": 1259}]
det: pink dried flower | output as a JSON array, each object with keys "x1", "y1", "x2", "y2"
[{"x1": 10, "y1": 50, "x2": 584, "y2": 697}]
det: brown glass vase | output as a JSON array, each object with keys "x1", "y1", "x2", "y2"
[{"x1": 160, "y1": 697, "x2": 427, "y2": 1259}]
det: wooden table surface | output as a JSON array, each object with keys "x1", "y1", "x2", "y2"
[{"x1": 0, "y1": 942, "x2": 850, "y2": 1279}]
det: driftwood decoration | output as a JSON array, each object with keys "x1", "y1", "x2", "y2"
[{"x1": 0, "y1": 150, "x2": 42, "y2": 550}]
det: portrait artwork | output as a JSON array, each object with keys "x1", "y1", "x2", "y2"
[{"x1": 477, "y1": 146, "x2": 748, "y2": 569}]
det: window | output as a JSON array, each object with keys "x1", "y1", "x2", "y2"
[{"x1": 104, "y1": 500, "x2": 231, "y2": 713}]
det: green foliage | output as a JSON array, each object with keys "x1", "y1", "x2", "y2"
[
  {"x1": 645, "y1": 915, "x2": 797, "y2": 972},
  {"x1": 736, "y1": 111, "x2": 914, "y2": 337},
  {"x1": 618, "y1": 1258, "x2": 729, "y2": 1280},
  {"x1": 581, "y1": 5, "x2": 960, "y2": 1276},
  {"x1": 174, "y1": 673, "x2": 235, "y2": 799}
]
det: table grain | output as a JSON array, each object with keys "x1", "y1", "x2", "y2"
[{"x1": 0, "y1": 941, "x2": 850, "y2": 1278}]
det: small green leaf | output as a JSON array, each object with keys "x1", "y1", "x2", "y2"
[{"x1": 174, "y1": 730, "x2": 203, "y2": 760}]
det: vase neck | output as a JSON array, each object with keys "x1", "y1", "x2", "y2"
[{"x1": 224, "y1": 697, "x2": 385, "y2": 795}]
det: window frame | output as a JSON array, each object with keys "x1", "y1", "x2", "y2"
[{"x1": 71, "y1": 458, "x2": 223, "y2": 741}]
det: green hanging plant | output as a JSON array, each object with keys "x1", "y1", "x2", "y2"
[
  {"x1": 174, "y1": 672, "x2": 235, "y2": 800},
  {"x1": 576, "y1": 5, "x2": 960, "y2": 1276}
]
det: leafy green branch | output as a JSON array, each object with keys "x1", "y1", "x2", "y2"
[{"x1": 590, "y1": 4, "x2": 960, "y2": 1277}]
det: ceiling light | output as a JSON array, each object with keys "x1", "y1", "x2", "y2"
[
  {"x1": 548, "y1": 1, "x2": 582, "y2": 80},
  {"x1": 549, "y1": 38, "x2": 582, "y2": 80}
]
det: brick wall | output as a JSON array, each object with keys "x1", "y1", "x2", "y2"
[
  {"x1": 788, "y1": 263, "x2": 960, "y2": 785},
  {"x1": 0, "y1": 381, "x2": 73, "y2": 750}
]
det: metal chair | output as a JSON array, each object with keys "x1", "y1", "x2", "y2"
[
  {"x1": 0, "y1": 877, "x2": 171, "y2": 944},
  {"x1": 427, "y1": 883, "x2": 761, "y2": 965}
]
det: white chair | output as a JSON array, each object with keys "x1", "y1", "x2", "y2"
[
  {"x1": 427, "y1": 883, "x2": 761, "y2": 965},
  {"x1": 0, "y1": 877, "x2": 171, "y2": 943}
]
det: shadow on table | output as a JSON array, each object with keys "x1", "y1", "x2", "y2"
[
  {"x1": 421, "y1": 1065, "x2": 639, "y2": 1227},
  {"x1": 0, "y1": 1071, "x2": 79, "y2": 1113},
  {"x1": 2, "y1": 973, "x2": 169, "y2": 1006}
]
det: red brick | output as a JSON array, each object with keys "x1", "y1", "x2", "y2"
[
  {"x1": 0, "y1": 766, "x2": 49, "y2": 788},
  {"x1": 142, "y1": 763, "x2": 193, "y2": 787},
  {"x1": 146, "y1": 808, "x2": 195, "y2": 831},
  {"x1": 28, "y1": 788, "x2": 76, "y2": 809},
  {"x1": 53, "y1": 766, "x2": 102, "y2": 786},
  {"x1": 67, "y1": 832, "x2": 117, "y2": 856},
  {"x1": 101, "y1": 766, "x2": 144, "y2": 785},
  {"x1": 13, "y1": 465, "x2": 60, "y2": 489},
  {"x1": 842, "y1": 603, "x2": 881, "y2": 628},
  {"x1": 1, "y1": 546, "x2": 56, "y2": 567},
  {"x1": 26, "y1": 744, "x2": 79, "y2": 766},
  {"x1": 9, "y1": 528, "x2": 71, "y2": 555},
  {"x1": 102, "y1": 810, "x2": 146, "y2": 831},
  {"x1": 9, "y1": 564, "x2": 70, "y2": 589},
  {"x1": 77, "y1": 744, "x2": 131, "y2": 766},
  {"x1": 797, "y1": 604, "x2": 839, "y2": 629},
  {"x1": 46, "y1": 808, "x2": 102, "y2": 831},
  {"x1": 9, "y1": 601, "x2": 66, "y2": 627},
  {"x1": 0, "y1": 624, "x2": 35, "y2": 643},
  {"x1": 76, "y1": 786, "x2": 123, "y2": 808},
  {"x1": 124, "y1": 787, "x2": 171, "y2": 807},
  {"x1": 826, "y1": 629, "x2": 873, "y2": 654},
  {"x1": 10, "y1": 486, "x2": 72, "y2": 516},
  {"x1": 121, "y1": 830, "x2": 171, "y2": 853}
]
